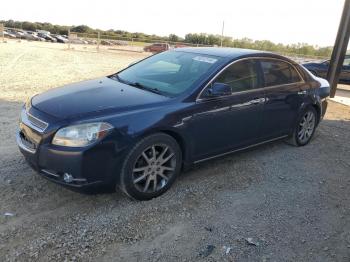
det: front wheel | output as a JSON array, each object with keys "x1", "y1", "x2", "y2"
[
  {"x1": 287, "y1": 107, "x2": 317, "y2": 146},
  {"x1": 118, "y1": 133, "x2": 182, "y2": 200}
]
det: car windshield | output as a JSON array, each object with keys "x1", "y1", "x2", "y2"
[{"x1": 114, "y1": 51, "x2": 221, "y2": 97}]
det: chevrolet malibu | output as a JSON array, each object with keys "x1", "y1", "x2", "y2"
[{"x1": 17, "y1": 48, "x2": 330, "y2": 200}]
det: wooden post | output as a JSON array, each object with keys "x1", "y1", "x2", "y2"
[
  {"x1": 0, "y1": 24, "x2": 4, "y2": 43},
  {"x1": 68, "y1": 28, "x2": 71, "y2": 50},
  {"x1": 97, "y1": 32, "x2": 100, "y2": 51}
]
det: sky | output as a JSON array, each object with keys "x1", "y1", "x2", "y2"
[{"x1": 2, "y1": 0, "x2": 345, "y2": 47}]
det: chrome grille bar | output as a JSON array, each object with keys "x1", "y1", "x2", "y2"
[{"x1": 20, "y1": 108, "x2": 49, "y2": 133}]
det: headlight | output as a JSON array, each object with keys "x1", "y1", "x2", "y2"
[{"x1": 52, "y1": 122, "x2": 113, "y2": 147}]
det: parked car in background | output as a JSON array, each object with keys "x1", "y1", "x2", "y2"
[
  {"x1": 36, "y1": 30, "x2": 51, "y2": 35},
  {"x1": 114, "y1": 40, "x2": 128, "y2": 46},
  {"x1": 86, "y1": 39, "x2": 97, "y2": 45},
  {"x1": 53, "y1": 35, "x2": 69, "y2": 43},
  {"x1": 101, "y1": 40, "x2": 113, "y2": 46},
  {"x1": 4, "y1": 31, "x2": 17, "y2": 38},
  {"x1": 21, "y1": 31, "x2": 39, "y2": 41},
  {"x1": 144, "y1": 43, "x2": 170, "y2": 53},
  {"x1": 11, "y1": 30, "x2": 25, "y2": 38},
  {"x1": 303, "y1": 55, "x2": 350, "y2": 84},
  {"x1": 17, "y1": 48, "x2": 330, "y2": 200},
  {"x1": 38, "y1": 33, "x2": 57, "y2": 42},
  {"x1": 69, "y1": 38, "x2": 88, "y2": 44}
]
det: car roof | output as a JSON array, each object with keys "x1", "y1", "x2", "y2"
[{"x1": 174, "y1": 47, "x2": 267, "y2": 58}]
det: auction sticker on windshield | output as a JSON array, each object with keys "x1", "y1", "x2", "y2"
[{"x1": 192, "y1": 56, "x2": 218, "y2": 64}]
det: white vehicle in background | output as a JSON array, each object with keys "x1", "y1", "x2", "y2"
[
  {"x1": 11, "y1": 30, "x2": 26, "y2": 38},
  {"x1": 36, "y1": 29, "x2": 51, "y2": 35},
  {"x1": 69, "y1": 38, "x2": 88, "y2": 44},
  {"x1": 4, "y1": 31, "x2": 17, "y2": 38},
  {"x1": 21, "y1": 31, "x2": 43, "y2": 41}
]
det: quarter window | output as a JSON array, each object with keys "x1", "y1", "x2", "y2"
[
  {"x1": 261, "y1": 60, "x2": 302, "y2": 87},
  {"x1": 214, "y1": 60, "x2": 258, "y2": 93}
]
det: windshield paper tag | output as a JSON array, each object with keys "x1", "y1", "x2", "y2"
[{"x1": 193, "y1": 56, "x2": 217, "y2": 64}]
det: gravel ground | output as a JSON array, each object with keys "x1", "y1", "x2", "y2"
[{"x1": 0, "y1": 41, "x2": 350, "y2": 262}]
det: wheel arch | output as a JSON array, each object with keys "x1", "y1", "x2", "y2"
[
  {"x1": 137, "y1": 128, "x2": 191, "y2": 169},
  {"x1": 292, "y1": 100, "x2": 321, "y2": 134},
  {"x1": 311, "y1": 103, "x2": 321, "y2": 125},
  {"x1": 159, "y1": 129, "x2": 190, "y2": 167}
]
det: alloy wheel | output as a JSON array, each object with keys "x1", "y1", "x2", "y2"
[
  {"x1": 297, "y1": 111, "x2": 316, "y2": 144},
  {"x1": 132, "y1": 144, "x2": 176, "y2": 193}
]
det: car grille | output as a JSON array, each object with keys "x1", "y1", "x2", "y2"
[
  {"x1": 19, "y1": 130, "x2": 37, "y2": 151},
  {"x1": 26, "y1": 113, "x2": 48, "y2": 132}
]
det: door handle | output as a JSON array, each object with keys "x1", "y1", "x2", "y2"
[{"x1": 250, "y1": 98, "x2": 266, "y2": 104}]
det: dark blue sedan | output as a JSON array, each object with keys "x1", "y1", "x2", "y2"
[
  {"x1": 17, "y1": 48, "x2": 330, "y2": 200},
  {"x1": 303, "y1": 55, "x2": 350, "y2": 83}
]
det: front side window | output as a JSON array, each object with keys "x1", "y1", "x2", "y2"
[
  {"x1": 261, "y1": 59, "x2": 302, "y2": 87},
  {"x1": 214, "y1": 59, "x2": 258, "y2": 93},
  {"x1": 115, "y1": 51, "x2": 221, "y2": 96}
]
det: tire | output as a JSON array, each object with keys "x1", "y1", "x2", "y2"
[
  {"x1": 286, "y1": 106, "x2": 317, "y2": 146},
  {"x1": 118, "y1": 133, "x2": 182, "y2": 200}
]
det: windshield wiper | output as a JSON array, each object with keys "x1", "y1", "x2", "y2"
[
  {"x1": 128, "y1": 82, "x2": 165, "y2": 96},
  {"x1": 110, "y1": 74, "x2": 166, "y2": 96},
  {"x1": 110, "y1": 74, "x2": 127, "y2": 84}
]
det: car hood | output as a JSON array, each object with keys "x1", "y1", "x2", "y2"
[{"x1": 31, "y1": 77, "x2": 169, "y2": 119}]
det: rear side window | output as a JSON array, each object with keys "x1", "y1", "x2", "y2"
[{"x1": 261, "y1": 60, "x2": 302, "y2": 87}]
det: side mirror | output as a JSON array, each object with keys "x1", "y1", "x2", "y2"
[{"x1": 207, "y1": 82, "x2": 231, "y2": 97}]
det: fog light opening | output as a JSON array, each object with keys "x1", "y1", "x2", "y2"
[{"x1": 63, "y1": 173, "x2": 74, "y2": 183}]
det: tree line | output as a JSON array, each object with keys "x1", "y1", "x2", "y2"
[{"x1": 1, "y1": 20, "x2": 332, "y2": 58}]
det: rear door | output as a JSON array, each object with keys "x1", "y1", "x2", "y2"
[{"x1": 258, "y1": 58, "x2": 305, "y2": 139}]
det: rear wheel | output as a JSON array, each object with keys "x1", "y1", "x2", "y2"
[
  {"x1": 119, "y1": 133, "x2": 182, "y2": 200},
  {"x1": 287, "y1": 107, "x2": 317, "y2": 146}
]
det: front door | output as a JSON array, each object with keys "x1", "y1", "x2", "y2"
[{"x1": 189, "y1": 59, "x2": 265, "y2": 160}]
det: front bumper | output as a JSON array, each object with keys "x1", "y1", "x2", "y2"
[
  {"x1": 16, "y1": 125, "x2": 123, "y2": 191},
  {"x1": 320, "y1": 98, "x2": 328, "y2": 120}
]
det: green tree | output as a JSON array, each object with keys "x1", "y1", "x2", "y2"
[
  {"x1": 169, "y1": 34, "x2": 180, "y2": 42},
  {"x1": 71, "y1": 25, "x2": 92, "y2": 33}
]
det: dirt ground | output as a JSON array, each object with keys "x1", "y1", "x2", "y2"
[{"x1": 0, "y1": 41, "x2": 350, "y2": 262}]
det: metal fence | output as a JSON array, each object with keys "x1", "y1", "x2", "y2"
[
  {"x1": 1, "y1": 25, "x2": 329, "y2": 62},
  {"x1": 67, "y1": 31, "x2": 215, "y2": 53}
]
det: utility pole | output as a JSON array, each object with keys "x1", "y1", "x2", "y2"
[
  {"x1": 327, "y1": 0, "x2": 350, "y2": 97},
  {"x1": 220, "y1": 20, "x2": 225, "y2": 47}
]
